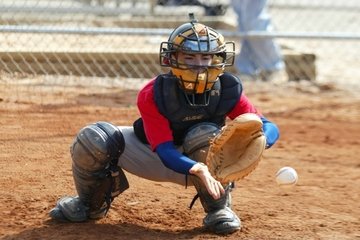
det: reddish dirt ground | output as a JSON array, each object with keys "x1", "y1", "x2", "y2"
[{"x1": 0, "y1": 81, "x2": 359, "y2": 240}]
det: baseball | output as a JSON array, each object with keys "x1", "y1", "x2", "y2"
[{"x1": 275, "y1": 167, "x2": 298, "y2": 185}]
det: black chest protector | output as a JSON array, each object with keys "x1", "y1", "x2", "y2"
[{"x1": 133, "y1": 72, "x2": 242, "y2": 145}]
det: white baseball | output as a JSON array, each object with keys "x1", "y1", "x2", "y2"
[{"x1": 275, "y1": 167, "x2": 298, "y2": 185}]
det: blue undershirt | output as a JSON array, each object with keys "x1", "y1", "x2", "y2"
[
  {"x1": 155, "y1": 117, "x2": 280, "y2": 175},
  {"x1": 261, "y1": 117, "x2": 280, "y2": 149}
]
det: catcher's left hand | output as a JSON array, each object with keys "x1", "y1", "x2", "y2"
[{"x1": 206, "y1": 113, "x2": 266, "y2": 184}]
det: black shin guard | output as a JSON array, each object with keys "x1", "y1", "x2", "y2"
[
  {"x1": 183, "y1": 123, "x2": 241, "y2": 234},
  {"x1": 70, "y1": 121, "x2": 129, "y2": 219}
]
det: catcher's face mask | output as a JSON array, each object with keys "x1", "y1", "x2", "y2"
[{"x1": 160, "y1": 20, "x2": 235, "y2": 106}]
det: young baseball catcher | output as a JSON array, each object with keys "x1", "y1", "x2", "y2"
[{"x1": 49, "y1": 14, "x2": 279, "y2": 235}]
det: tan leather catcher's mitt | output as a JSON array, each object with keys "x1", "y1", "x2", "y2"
[{"x1": 206, "y1": 113, "x2": 266, "y2": 184}]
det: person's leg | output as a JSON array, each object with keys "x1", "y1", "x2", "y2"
[
  {"x1": 50, "y1": 122, "x2": 130, "y2": 222},
  {"x1": 232, "y1": 0, "x2": 285, "y2": 75},
  {"x1": 242, "y1": 0, "x2": 285, "y2": 72},
  {"x1": 236, "y1": 40, "x2": 259, "y2": 76},
  {"x1": 183, "y1": 123, "x2": 241, "y2": 234},
  {"x1": 117, "y1": 126, "x2": 188, "y2": 186},
  {"x1": 232, "y1": 0, "x2": 258, "y2": 76}
]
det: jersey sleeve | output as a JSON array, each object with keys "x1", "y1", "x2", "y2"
[
  {"x1": 156, "y1": 141, "x2": 197, "y2": 174},
  {"x1": 137, "y1": 79, "x2": 174, "y2": 150},
  {"x1": 227, "y1": 92, "x2": 280, "y2": 148},
  {"x1": 227, "y1": 92, "x2": 263, "y2": 119}
]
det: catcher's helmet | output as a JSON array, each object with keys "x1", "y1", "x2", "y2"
[{"x1": 160, "y1": 15, "x2": 235, "y2": 105}]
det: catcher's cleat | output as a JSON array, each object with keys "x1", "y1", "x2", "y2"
[
  {"x1": 49, "y1": 196, "x2": 89, "y2": 222},
  {"x1": 49, "y1": 206, "x2": 69, "y2": 222},
  {"x1": 204, "y1": 207, "x2": 241, "y2": 234},
  {"x1": 189, "y1": 176, "x2": 241, "y2": 235}
]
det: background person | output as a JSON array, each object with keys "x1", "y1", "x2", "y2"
[{"x1": 231, "y1": 0, "x2": 287, "y2": 83}]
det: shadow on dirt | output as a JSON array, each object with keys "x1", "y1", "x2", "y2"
[{"x1": 2, "y1": 219, "x2": 206, "y2": 240}]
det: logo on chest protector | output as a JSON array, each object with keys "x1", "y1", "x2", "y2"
[{"x1": 182, "y1": 114, "x2": 204, "y2": 121}]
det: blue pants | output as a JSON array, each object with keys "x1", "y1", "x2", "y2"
[{"x1": 231, "y1": 0, "x2": 285, "y2": 75}]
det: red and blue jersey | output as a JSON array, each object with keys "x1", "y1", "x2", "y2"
[
  {"x1": 136, "y1": 76, "x2": 278, "y2": 175},
  {"x1": 137, "y1": 77, "x2": 262, "y2": 151}
]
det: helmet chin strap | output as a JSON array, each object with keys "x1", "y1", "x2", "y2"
[{"x1": 183, "y1": 91, "x2": 211, "y2": 107}]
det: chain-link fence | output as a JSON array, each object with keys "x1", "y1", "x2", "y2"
[{"x1": 0, "y1": 0, "x2": 359, "y2": 104}]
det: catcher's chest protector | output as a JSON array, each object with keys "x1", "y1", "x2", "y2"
[
  {"x1": 71, "y1": 121, "x2": 129, "y2": 219},
  {"x1": 153, "y1": 73, "x2": 242, "y2": 144}
]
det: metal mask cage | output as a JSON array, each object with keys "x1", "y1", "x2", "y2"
[
  {"x1": 159, "y1": 41, "x2": 235, "y2": 69},
  {"x1": 158, "y1": 20, "x2": 236, "y2": 106}
]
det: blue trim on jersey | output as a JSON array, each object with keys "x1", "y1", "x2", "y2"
[
  {"x1": 156, "y1": 141, "x2": 197, "y2": 174},
  {"x1": 261, "y1": 117, "x2": 280, "y2": 148}
]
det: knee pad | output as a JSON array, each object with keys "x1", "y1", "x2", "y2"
[
  {"x1": 71, "y1": 121, "x2": 125, "y2": 172},
  {"x1": 183, "y1": 123, "x2": 220, "y2": 163},
  {"x1": 71, "y1": 121, "x2": 129, "y2": 219}
]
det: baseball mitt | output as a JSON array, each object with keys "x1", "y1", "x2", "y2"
[{"x1": 206, "y1": 113, "x2": 266, "y2": 184}]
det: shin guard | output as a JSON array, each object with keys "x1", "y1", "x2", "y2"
[{"x1": 70, "y1": 121, "x2": 129, "y2": 220}]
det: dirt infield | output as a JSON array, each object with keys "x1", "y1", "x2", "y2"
[{"x1": 0, "y1": 80, "x2": 359, "y2": 240}]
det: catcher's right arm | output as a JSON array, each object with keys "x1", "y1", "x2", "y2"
[{"x1": 206, "y1": 113, "x2": 266, "y2": 184}]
